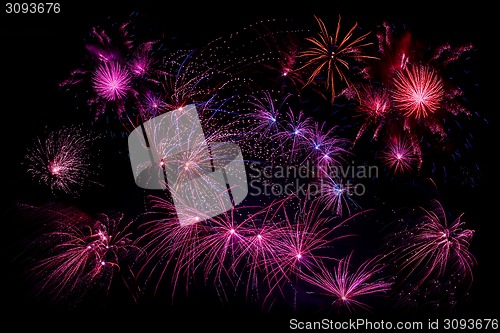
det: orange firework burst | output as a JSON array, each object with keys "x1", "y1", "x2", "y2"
[{"x1": 298, "y1": 15, "x2": 377, "y2": 103}]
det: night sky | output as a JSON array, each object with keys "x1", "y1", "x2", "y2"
[{"x1": 1, "y1": 1, "x2": 499, "y2": 331}]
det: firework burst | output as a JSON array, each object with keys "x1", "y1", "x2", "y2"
[
  {"x1": 28, "y1": 211, "x2": 141, "y2": 304},
  {"x1": 303, "y1": 120, "x2": 350, "y2": 169},
  {"x1": 257, "y1": 195, "x2": 363, "y2": 309},
  {"x1": 300, "y1": 253, "x2": 392, "y2": 313},
  {"x1": 247, "y1": 91, "x2": 290, "y2": 141},
  {"x1": 353, "y1": 21, "x2": 475, "y2": 176},
  {"x1": 392, "y1": 64, "x2": 444, "y2": 119},
  {"x1": 24, "y1": 126, "x2": 101, "y2": 197},
  {"x1": 313, "y1": 172, "x2": 360, "y2": 217},
  {"x1": 385, "y1": 199, "x2": 476, "y2": 306},
  {"x1": 60, "y1": 21, "x2": 164, "y2": 120},
  {"x1": 271, "y1": 108, "x2": 313, "y2": 164},
  {"x1": 136, "y1": 194, "x2": 211, "y2": 297},
  {"x1": 380, "y1": 135, "x2": 418, "y2": 174},
  {"x1": 297, "y1": 15, "x2": 377, "y2": 103},
  {"x1": 92, "y1": 61, "x2": 132, "y2": 101}
]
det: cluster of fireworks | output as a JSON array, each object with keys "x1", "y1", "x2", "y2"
[{"x1": 17, "y1": 13, "x2": 479, "y2": 316}]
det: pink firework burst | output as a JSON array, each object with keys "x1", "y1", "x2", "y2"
[
  {"x1": 380, "y1": 135, "x2": 417, "y2": 174},
  {"x1": 29, "y1": 212, "x2": 141, "y2": 303},
  {"x1": 92, "y1": 61, "x2": 132, "y2": 101},
  {"x1": 387, "y1": 199, "x2": 476, "y2": 292},
  {"x1": 60, "y1": 21, "x2": 164, "y2": 120},
  {"x1": 230, "y1": 217, "x2": 287, "y2": 302},
  {"x1": 300, "y1": 254, "x2": 392, "y2": 313},
  {"x1": 136, "y1": 194, "x2": 211, "y2": 297},
  {"x1": 264, "y1": 196, "x2": 356, "y2": 297},
  {"x1": 189, "y1": 208, "x2": 248, "y2": 291}
]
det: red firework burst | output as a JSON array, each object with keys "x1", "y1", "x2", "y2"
[
  {"x1": 392, "y1": 64, "x2": 444, "y2": 119},
  {"x1": 354, "y1": 85, "x2": 392, "y2": 143}
]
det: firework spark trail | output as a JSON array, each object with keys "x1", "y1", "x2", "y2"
[
  {"x1": 300, "y1": 253, "x2": 392, "y2": 313},
  {"x1": 354, "y1": 85, "x2": 392, "y2": 143},
  {"x1": 159, "y1": 50, "x2": 226, "y2": 111},
  {"x1": 429, "y1": 42, "x2": 473, "y2": 118},
  {"x1": 297, "y1": 15, "x2": 377, "y2": 103},
  {"x1": 432, "y1": 42, "x2": 474, "y2": 67},
  {"x1": 386, "y1": 200, "x2": 476, "y2": 295},
  {"x1": 25, "y1": 126, "x2": 100, "y2": 197}
]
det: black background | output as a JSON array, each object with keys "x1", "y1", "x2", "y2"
[{"x1": 1, "y1": 0, "x2": 499, "y2": 331}]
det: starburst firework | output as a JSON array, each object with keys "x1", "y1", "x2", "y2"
[
  {"x1": 392, "y1": 64, "x2": 444, "y2": 119},
  {"x1": 298, "y1": 15, "x2": 377, "y2": 103},
  {"x1": 25, "y1": 126, "x2": 100, "y2": 197}
]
